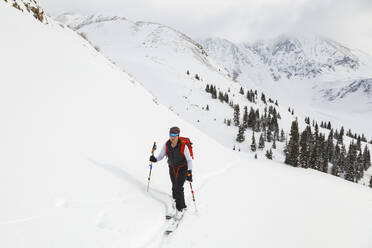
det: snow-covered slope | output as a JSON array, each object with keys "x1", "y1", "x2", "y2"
[
  {"x1": 0, "y1": 2, "x2": 235, "y2": 247},
  {"x1": 54, "y1": 13, "x2": 256, "y2": 149},
  {"x1": 2, "y1": 4, "x2": 372, "y2": 247}
]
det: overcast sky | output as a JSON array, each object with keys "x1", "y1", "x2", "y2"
[{"x1": 38, "y1": 0, "x2": 372, "y2": 55}]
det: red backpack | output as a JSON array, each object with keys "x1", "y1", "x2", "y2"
[{"x1": 166, "y1": 137, "x2": 194, "y2": 159}]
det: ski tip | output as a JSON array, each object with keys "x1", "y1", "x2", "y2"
[{"x1": 164, "y1": 230, "x2": 173, "y2": 235}]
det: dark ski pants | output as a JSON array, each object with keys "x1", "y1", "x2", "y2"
[{"x1": 169, "y1": 166, "x2": 187, "y2": 211}]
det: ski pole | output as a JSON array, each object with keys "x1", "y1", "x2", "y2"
[
  {"x1": 147, "y1": 142, "x2": 157, "y2": 192},
  {"x1": 189, "y1": 181, "x2": 197, "y2": 211},
  {"x1": 189, "y1": 182, "x2": 195, "y2": 202}
]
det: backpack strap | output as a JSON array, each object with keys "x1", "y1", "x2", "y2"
[
  {"x1": 180, "y1": 138, "x2": 186, "y2": 158},
  {"x1": 180, "y1": 137, "x2": 193, "y2": 159},
  {"x1": 165, "y1": 140, "x2": 170, "y2": 156}
]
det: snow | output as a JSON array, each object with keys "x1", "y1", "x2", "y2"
[
  {"x1": 0, "y1": 3, "x2": 233, "y2": 247},
  {"x1": 168, "y1": 158, "x2": 372, "y2": 248},
  {"x1": 1, "y1": 3, "x2": 372, "y2": 248}
]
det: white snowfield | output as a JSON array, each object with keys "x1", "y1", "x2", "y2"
[
  {"x1": 1, "y1": 2, "x2": 372, "y2": 248},
  {"x1": 54, "y1": 13, "x2": 372, "y2": 184}
]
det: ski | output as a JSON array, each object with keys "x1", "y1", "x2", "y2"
[{"x1": 164, "y1": 211, "x2": 184, "y2": 235}]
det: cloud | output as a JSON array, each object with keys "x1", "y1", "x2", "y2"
[{"x1": 37, "y1": 0, "x2": 372, "y2": 54}]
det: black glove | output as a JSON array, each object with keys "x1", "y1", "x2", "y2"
[
  {"x1": 149, "y1": 155, "x2": 157, "y2": 162},
  {"x1": 186, "y1": 170, "x2": 192, "y2": 182}
]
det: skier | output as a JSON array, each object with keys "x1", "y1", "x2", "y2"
[{"x1": 149, "y1": 127, "x2": 193, "y2": 216}]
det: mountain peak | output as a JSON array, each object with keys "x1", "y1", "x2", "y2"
[{"x1": 200, "y1": 33, "x2": 372, "y2": 82}]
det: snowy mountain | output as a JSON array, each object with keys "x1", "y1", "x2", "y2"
[
  {"x1": 199, "y1": 34, "x2": 372, "y2": 82},
  {"x1": 2, "y1": 3, "x2": 372, "y2": 247},
  {"x1": 54, "y1": 13, "x2": 372, "y2": 181},
  {"x1": 55, "y1": 13, "x2": 229, "y2": 78},
  {"x1": 318, "y1": 78, "x2": 372, "y2": 101},
  {"x1": 199, "y1": 35, "x2": 372, "y2": 135}
]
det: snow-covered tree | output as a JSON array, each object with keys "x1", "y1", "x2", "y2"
[
  {"x1": 251, "y1": 131, "x2": 257, "y2": 152},
  {"x1": 285, "y1": 120, "x2": 299, "y2": 167},
  {"x1": 233, "y1": 104, "x2": 240, "y2": 126},
  {"x1": 258, "y1": 133, "x2": 265, "y2": 149},
  {"x1": 236, "y1": 125, "x2": 245, "y2": 143}
]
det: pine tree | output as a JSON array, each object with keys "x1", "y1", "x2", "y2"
[
  {"x1": 251, "y1": 131, "x2": 257, "y2": 152},
  {"x1": 233, "y1": 104, "x2": 240, "y2": 126},
  {"x1": 327, "y1": 121, "x2": 331, "y2": 129},
  {"x1": 363, "y1": 145, "x2": 371, "y2": 170},
  {"x1": 338, "y1": 126, "x2": 344, "y2": 144},
  {"x1": 345, "y1": 142, "x2": 356, "y2": 182},
  {"x1": 239, "y1": 87, "x2": 244, "y2": 95},
  {"x1": 224, "y1": 92, "x2": 229, "y2": 103},
  {"x1": 299, "y1": 128, "x2": 310, "y2": 168},
  {"x1": 265, "y1": 149, "x2": 273, "y2": 160},
  {"x1": 356, "y1": 136, "x2": 362, "y2": 151},
  {"x1": 187, "y1": 70, "x2": 190, "y2": 75},
  {"x1": 243, "y1": 106, "x2": 249, "y2": 130},
  {"x1": 321, "y1": 139, "x2": 329, "y2": 173},
  {"x1": 248, "y1": 107, "x2": 256, "y2": 128},
  {"x1": 331, "y1": 163, "x2": 340, "y2": 177},
  {"x1": 212, "y1": 86, "x2": 217, "y2": 99},
  {"x1": 205, "y1": 84, "x2": 210, "y2": 93},
  {"x1": 369, "y1": 176, "x2": 372, "y2": 188},
  {"x1": 253, "y1": 110, "x2": 260, "y2": 132},
  {"x1": 327, "y1": 129, "x2": 334, "y2": 163},
  {"x1": 218, "y1": 91, "x2": 224, "y2": 102},
  {"x1": 339, "y1": 144, "x2": 347, "y2": 174},
  {"x1": 258, "y1": 133, "x2": 265, "y2": 149},
  {"x1": 285, "y1": 120, "x2": 300, "y2": 167},
  {"x1": 314, "y1": 123, "x2": 319, "y2": 140},
  {"x1": 261, "y1": 93, "x2": 266, "y2": 104},
  {"x1": 332, "y1": 146, "x2": 341, "y2": 175},
  {"x1": 236, "y1": 125, "x2": 245, "y2": 143},
  {"x1": 308, "y1": 141, "x2": 318, "y2": 170},
  {"x1": 356, "y1": 151, "x2": 364, "y2": 182},
  {"x1": 206, "y1": 104, "x2": 209, "y2": 111}
]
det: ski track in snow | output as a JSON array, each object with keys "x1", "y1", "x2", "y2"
[
  {"x1": 89, "y1": 157, "x2": 243, "y2": 248},
  {"x1": 89, "y1": 159, "x2": 179, "y2": 247},
  {"x1": 0, "y1": 215, "x2": 47, "y2": 225}
]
